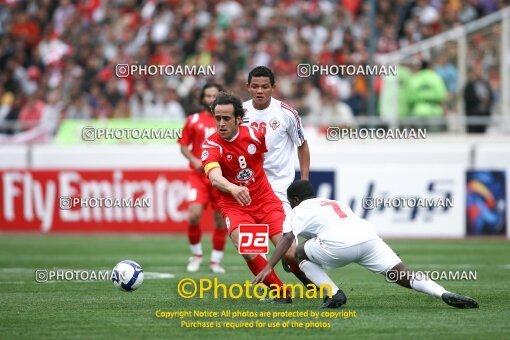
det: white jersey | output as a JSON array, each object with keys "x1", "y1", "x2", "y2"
[
  {"x1": 243, "y1": 97, "x2": 306, "y2": 195},
  {"x1": 283, "y1": 198, "x2": 380, "y2": 248}
]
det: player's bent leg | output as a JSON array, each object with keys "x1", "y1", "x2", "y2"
[
  {"x1": 210, "y1": 210, "x2": 227, "y2": 274},
  {"x1": 232, "y1": 228, "x2": 291, "y2": 304},
  {"x1": 368, "y1": 238, "x2": 479, "y2": 309},
  {"x1": 385, "y1": 262, "x2": 479, "y2": 308},
  {"x1": 186, "y1": 203, "x2": 204, "y2": 272},
  {"x1": 213, "y1": 210, "x2": 225, "y2": 229},
  {"x1": 282, "y1": 240, "x2": 300, "y2": 268},
  {"x1": 298, "y1": 238, "x2": 346, "y2": 308},
  {"x1": 295, "y1": 242, "x2": 310, "y2": 262},
  {"x1": 189, "y1": 203, "x2": 204, "y2": 225},
  {"x1": 356, "y1": 239, "x2": 448, "y2": 298},
  {"x1": 284, "y1": 240, "x2": 316, "y2": 288},
  {"x1": 386, "y1": 262, "x2": 413, "y2": 288},
  {"x1": 269, "y1": 234, "x2": 315, "y2": 288}
]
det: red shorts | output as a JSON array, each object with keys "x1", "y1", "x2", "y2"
[
  {"x1": 188, "y1": 171, "x2": 220, "y2": 210},
  {"x1": 221, "y1": 197, "x2": 285, "y2": 237}
]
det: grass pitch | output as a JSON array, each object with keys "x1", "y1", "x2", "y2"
[{"x1": 0, "y1": 235, "x2": 508, "y2": 339}]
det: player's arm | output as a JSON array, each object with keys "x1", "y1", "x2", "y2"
[
  {"x1": 180, "y1": 144, "x2": 203, "y2": 171},
  {"x1": 178, "y1": 116, "x2": 203, "y2": 171},
  {"x1": 285, "y1": 105, "x2": 310, "y2": 180},
  {"x1": 251, "y1": 231, "x2": 295, "y2": 284},
  {"x1": 206, "y1": 166, "x2": 251, "y2": 206},
  {"x1": 297, "y1": 141, "x2": 310, "y2": 180}
]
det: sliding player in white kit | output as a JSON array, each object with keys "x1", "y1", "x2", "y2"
[
  {"x1": 243, "y1": 66, "x2": 315, "y2": 287},
  {"x1": 253, "y1": 180, "x2": 479, "y2": 309}
]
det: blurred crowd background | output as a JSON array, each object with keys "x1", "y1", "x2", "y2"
[{"x1": 0, "y1": 0, "x2": 509, "y2": 140}]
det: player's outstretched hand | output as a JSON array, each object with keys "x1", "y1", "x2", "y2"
[
  {"x1": 231, "y1": 185, "x2": 251, "y2": 206},
  {"x1": 252, "y1": 266, "x2": 272, "y2": 284}
]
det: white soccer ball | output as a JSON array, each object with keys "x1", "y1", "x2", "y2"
[{"x1": 112, "y1": 260, "x2": 144, "y2": 292}]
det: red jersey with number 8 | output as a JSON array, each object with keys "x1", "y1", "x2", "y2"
[{"x1": 202, "y1": 125, "x2": 277, "y2": 210}]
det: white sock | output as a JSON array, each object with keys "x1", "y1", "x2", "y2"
[
  {"x1": 210, "y1": 250, "x2": 223, "y2": 264},
  {"x1": 299, "y1": 260, "x2": 339, "y2": 296},
  {"x1": 189, "y1": 243, "x2": 203, "y2": 257},
  {"x1": 410, "y1": 277, "x2": 447, "y2": 298}
]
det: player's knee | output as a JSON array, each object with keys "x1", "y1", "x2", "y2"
[
  {"x1": 283, "y1": 251, "x2": 296, "y2": 265},
  {"x1": 241, "y1": 253, "x2": 257, "y2": 262},
  {"x1": 294, "y1": 244, "x2": 308, "y2": 263},
  {"x1": 213, "y1": 212, "x2": 225, "y2": 229},
  {"x1": 189, "y1": 210, "x2": 202, "y2": 225},
  {"x1": 387, "y1": 262, "x2": 412, "y2": 288},
  {"x1": 229, "y1": 231, "x2": 239, "y2": 249},
  {"x1": 188, "y1": 205, "x2": 203, "y2": 225}
]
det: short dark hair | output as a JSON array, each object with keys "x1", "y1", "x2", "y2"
[
  {"x1": 248, "y1": 66, "x2": 275, "y2": 86},
  {"x1": 211, "y1": 92, "x2": 245, "y2": 119},
  {"x1": 200, "y1": 82, "x2": 223, "y2": 107},
  {"x1": 287, "y1": 180, "x2": 315, "y2": 200}
]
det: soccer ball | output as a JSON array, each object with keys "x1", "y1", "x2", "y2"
[{"x1": 112, "y1": 260, "x2": 144, "y2": 292}]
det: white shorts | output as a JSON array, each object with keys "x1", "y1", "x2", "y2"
[
  {"x1": 274, "y1": 191, "x2": 292, "y2": 215},
  {"x1": 303, "y1": 237, "x2": 401, "y2": 274}
]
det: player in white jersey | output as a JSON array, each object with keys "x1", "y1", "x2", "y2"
[
  {"x1": 243, "y1": 66, "x2": 315, "y2": 289},
  {"x1": 253, "y1": 180, "x2": 479, "y2": 309},
  {"x1": 243, "y1": 66, "x2": 309, "y2": 215}
]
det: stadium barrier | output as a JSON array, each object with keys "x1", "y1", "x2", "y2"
[{"x1": 0, "y1": 137, "x2": 508, "y2": 238}]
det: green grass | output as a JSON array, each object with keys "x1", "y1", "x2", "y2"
[{"x1": 0, "y1": 235, "x2": 509, "y2": 339}]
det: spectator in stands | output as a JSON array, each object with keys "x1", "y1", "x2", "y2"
[
  {"x1": 434, "y1": 52, "x2": 458, "y2": 113},
  {"x1": 464, "y1": 65, "x2": 493, "y2": 133},
  {"x1": 95, "y1": 94, "x2": 113, "y2": 120},
  {"x1": 412, "y1": 0, "x2": 440, "y2": 27},
  {"x1": 487, "y1": 65, "x2": 500, "y2": 111},
  {"x1": 407, "y1": 60, "x2": 448, "y2": 130},
  {"x1": 302, "y1": 81, "x2": 322, "y2": 118},
  {"x1": 0, "y1": 0, "x2": 507, "y2": 140},
  {"x1": 434, "y1": 53, "x2": 458, "y2": 94},
  {"x1": 147, "y1": 87, "x2": 185, "y2": 121},
  {"x1": 0, "y1": 85, "x2": 15, "y2": 134},
  {"x1": 129, "y1": 79, "x2": 153, "y2": 119},
  {"x1": 41, "y1": 89, "x2": 63, "y2": 135},
  {"x1": 459, "y1": 0, "x2": 480, "y2": 24},
  {"x1": 18, "y1": 92, "x2": 46, "y2": 131},
  {"x1": 316, "y1": 92, "x2": 356, "y2": 128},
  {"x1": 397, "y1": 61, "x2": 415, "y2": 119},
  {"x1": 10, "y1": 11, "x2": 40, "y2": 48},
  {"x1": 66, "y1": 95, "x2": 92, "y2": 120},
  {"x1": 53, "y1": 0, "x2": 76, "y2": 35},
  {"x1": 112, "y1": 97, "x2": 131, "y2": 119},
  {"x1": 377, "y1": 25, "x2": 399, "y2": 53}
]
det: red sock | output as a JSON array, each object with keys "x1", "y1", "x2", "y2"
[
  {"x1": 246, "y1": 255, "x2": 284, "y2": 288},
  {"x1": 288, "y1": 263, "x2": 301, "y2": 274},
  {"x1": 212, "y1": 227, "x2": 227, "y2": 251},
  {"x1": 187, "y1": 223, "x2": 201, "y2": 245}
]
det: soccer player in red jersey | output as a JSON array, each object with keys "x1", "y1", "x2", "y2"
[
  {"x1": 202, "y1": 92, "x2": 303, "y2": 302},
  {"x1": 178, "y1": 83, "x2": 227, "y2": 274}
]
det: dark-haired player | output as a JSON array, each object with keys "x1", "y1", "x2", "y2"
[
  {"x1": 253, "y1": 180, "x2": 480, "y2": 309},
  {"x1": 244, "y1": 66, "x2": 309, "y2": 215},
  {"x1": 243, "y1": 66, "x2": 314, "y2": 283},
  {"x1": 202, "y1": 92, "x2": 306, "y2": 302},
  {"x1": 178, "y1": 83, "x2": 226, "y2": 273}
]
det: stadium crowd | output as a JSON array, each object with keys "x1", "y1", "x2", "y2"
[{"x1": 0, "y1": 0, "x2": 507, "y2": 139}]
